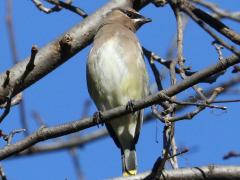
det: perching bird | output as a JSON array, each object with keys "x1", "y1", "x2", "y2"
[{"x1": 87, "y1": 8, "x2": 150, "y2": 176}]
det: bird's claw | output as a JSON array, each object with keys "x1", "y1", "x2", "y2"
[
  {"x1": 93, "y1": 111, "x2": 103, "y2": 128},
  {"x1": 126, "y1": 100, "x2": 135, "y2": 114}
]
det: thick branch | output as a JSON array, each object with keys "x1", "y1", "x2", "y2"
[
  {"x1": 111, "y1": 166, "x2": 240, "y2": 180},
  {"x1": 7, "y1": 75, "x2": 240, "y2": 158},
  {"x1": 0, "y1": 0, "x2": 152, "y2": 103}
]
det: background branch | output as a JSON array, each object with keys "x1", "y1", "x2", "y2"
[{"x1": 112, "y1": 166, "x2": 240, "y2": 180}]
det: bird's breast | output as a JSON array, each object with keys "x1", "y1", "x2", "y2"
[{"x1": 87, "y1": 31, "x2": 148, "y2": 110}]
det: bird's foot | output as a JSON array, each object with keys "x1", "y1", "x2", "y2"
[
  {"x1": 93, "y1": 111, "x2": 103, "y2": 128},
  {"x1": 126, "y1": 100, "x2": 135, "y2": 114}
]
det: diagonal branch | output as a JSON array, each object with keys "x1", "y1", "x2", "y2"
[
  {"x1": 191, "y1": 0, "x2": 240, "y2": 23},
  {"x1": 10, "y1": 75, "x2": 240, "y2": 158},
  {"x1": 0, "y1": 0, "x2": 152, "y2": 107},
  {"x1": 0, "y1": 53, "x2": 239, "y2": 160},
  {"x1": 178, "y1": 0, "x2": 240, "y2": 45},
  {"x1": 46, "y1": 0, "x2": 88, "y2": 17},
  {"x1": 31, "y1": 0, "x2": 88, "y2": 18}
]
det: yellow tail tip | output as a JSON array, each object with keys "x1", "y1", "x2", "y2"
[{"x1": 123, "y1": 170, "x2": 137, "y2": 176}]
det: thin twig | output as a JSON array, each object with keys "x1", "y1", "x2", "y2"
[
  {"x1": 5, "y1": 0, "x2": 30, "y2": 136},
  {"x1": 0, "y1": 45, "x2": 38, "y2": 124},
  {"x1": 212, "y1": 99, "x2": 240, "y2": 104},
  {"x1": 178, "y1": 0, "x2": 240, "y2": 56},
  {"x1": 168, "y1": 57, "x2": 178, "y2": 169},
  {"x1": 0, "y1": 164, "x2": 7, "y2": 180},
  {"x1": 179, "y1": 0, "x2": 240, "y2": 45},
  {"x1": 212, "y1": 42, "x2": 224, "y2": 61},
  {"x1": 165, "y1": 14, "x2": 189, "y2": 60},
  {"x1": 47, "y1": 0, "x2": 88, "y2": 18},
  {"x1": 32, "y1": 0, "x2": 88, "y2": 18},
  {"x1": 223, "y1": 151, "x2": 240, "y2": 160},
  {"x1": 144, "y1": 48, "x2": 164, "y2": 91},
  {"x1": 0, "y1": 90, "x2": 14, "y2": 123},
  {"x1": 69, "y1": 148, "x2": 84, "y2": 180},
  {"x1": 0, "y1": 129, "x2": 26, "y2": 145},
  {"x1": 0, "y1": 92, "x2": 22, "y2": 109},
  {"x1": 165, "y1": 87, "x2": 224, "y2": 122},
  {"x1": 169, "y1": 98, "x2": 227, "y2": 110},
  {"x1": 191, "y1": 0, "x2": 240, "y2": 23},
  {"x1": 171, "y1": 3, "x2": 207, "y2": 100},
  {"x1": 143, "y1": 47, "x2": 172, "y2": 110},
  {"x1": 155, "y1": 124, "x2": 175, "y2": 178}
]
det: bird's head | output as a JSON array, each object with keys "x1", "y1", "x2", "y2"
[{"x1": 104, "y1": 7, "x2": 151, "y2": 31}]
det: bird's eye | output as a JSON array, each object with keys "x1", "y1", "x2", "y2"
[{"x1": 126, "y1": 12, "x2": 133, "y2": 18}]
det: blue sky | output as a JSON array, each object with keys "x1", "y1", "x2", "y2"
[{"x1": 0, "y1": 1, "x2": 239, "y2": 180}]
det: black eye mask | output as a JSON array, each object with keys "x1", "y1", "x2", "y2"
[
  {"x1": 115, "y1": 8, "x2": 143, "y2": 19},
  {"x1": 124, "y1": 10, "x2": 143, "y2": 19}
]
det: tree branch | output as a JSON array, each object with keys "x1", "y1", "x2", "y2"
[
  {"x1": 0, "y1": 53, "x2": 239, "y2": 160},
  {"x1": 0, "y1": 0, "x2": 152, "y2": 105},
  {"x1": 178, "y1": 0, "x2": 240, "y2": 45},
  {"x1": 111, "y1": 165, "x2": 240, "y2": 180},
  {"x1": 9, "y1": 75, "x2": 240, "y2": 158},
  {"x1": 191, "y1": 0, "x2": 240, "y2": 23}
]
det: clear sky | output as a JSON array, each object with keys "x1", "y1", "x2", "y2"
[{"x1": 0, "y1": 1, "x2": 239, "y2": 180}]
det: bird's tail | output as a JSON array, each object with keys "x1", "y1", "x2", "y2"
[{"x1": 122, "y1": 148, "x2": 137, "y2": 176}]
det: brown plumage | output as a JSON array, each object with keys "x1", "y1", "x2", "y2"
[{"x1": 87, "y1": 8, "x2": 150, "y2": 176}]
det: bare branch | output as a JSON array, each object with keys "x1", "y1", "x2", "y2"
[
  {"x1": 12, "y1": 75, "x2": 240, "y2": 158},
  {"x1": 0, "y1": 45, "x2": 39, "y2": 124},
  {"x1": 32, "y1": 0, "x2": 59, "y2": 14},
  {"x1": 0, "y1": 93, "x2": 22, "y2": 109},
  {"x1": 223, "y1": 151, "x2": 240, "y2": 160},
  {"x1": 111, "y1": 166, "x2": 240, "y2": 180},
  {"x1": 31, "y1": 0, "x2": 88, "y2": 18},
  {"x1": 0, "y1": 53, "x2": 239, "y2": 160},
  {"x1": 177, "y1": 0, "x2": 240, "y2": 45},
  {"x1": 165, "y1": 87, "x2": 224, "y2": 122},
  {"x1": 0, "y1": 129, "x2": 26, "y2": 146},
  {"x1": 0, "y1": 164, "x2": 7, "y2": 180},
  {"x1": 6, "y1": 0, "x2": 29, "y2": 136},
  {"x1": 155, "y1": 124, "x2": 175, "y2": 176},
  {"x1": 46, "y1": 0, "x2": 88, "y2": 18},
  {"x1": 177, "y1": 0, "x2": 239, "y2": 56},
  {"x1": 212, "y1": 99, "x2": 240, "y2": 104},
  {"x1": 69, "y1": 148, "x2": 84, "y2": 180},
  {"x1": 191, "y1": 0, "x2": 240, "y2": 23},
  {"x1": 16, "y1": 129, "x2": 107, "y2": 157},
  {"x1": 147, "y1": 147, "x2": 189, "y2": 179},
  {"x1": 143, "y1": 47, "x2": 164, "y2": 91},
  {"x1": 212, "y1": 42, "x2": 224, "y2": 61},
  {"x1": 2, "y1": 1, "x2": 240, "y2": 179},
  {"x1": 0, "y1": 0, "x2": 151, "y2": 107}
]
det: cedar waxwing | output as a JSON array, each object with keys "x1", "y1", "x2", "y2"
[{"x1": 87, "y1": 8, "x2": 150, "y2": 176}]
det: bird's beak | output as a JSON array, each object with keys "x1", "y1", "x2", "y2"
[
  {"x1": 142, "y1": 17, "x2": 152, "y2": 24},
  {"x1": 133, "y1": 16, "x2": 152, "y2": 26}
]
